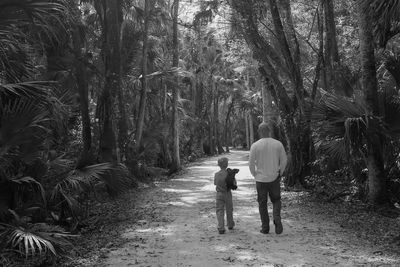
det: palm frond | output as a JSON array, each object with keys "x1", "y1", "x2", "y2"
[
  {"x1": 72, "y1": 163, "x2": 114, "y2": 181},
  {"x1": 50, "y1": 184, "x2": 82, "y2": 221},
  {"x1": 99, "y1": 164, "x2": 132, "y2": 194},
  {"x1": 362, "y1": 0, "x2": 400, "y2": 46},
  {"x1": 0, "y1": 222, "x2": 74, "y2": 258},
  {"x1": 0, "y1": 1, "x2": 71, "y2": 81},
  {"x1": 9, "y1": 176, "x2": 46, "y2": 205},
  {"x1": 0, "y1": 97, "x2": 51, "y2": 159},
  {"x1": 316, "y1": 138, "x2": 349, "y2": 161},
  {"x1": 312, "y1": 90, "x2": 368, "y2": 160},
  {"x1": 0, "y1": 82, "x2": 52, "y2": 99},
  {"x1": 53, "y1": 162, "x2": 130, "y2": 200},
  {"x1": 0, "y1": 0, "x2": 70, "y2": 37}
]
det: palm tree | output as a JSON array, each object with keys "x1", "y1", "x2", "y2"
[
  {"x1": 95, "y1": 0, "x2": 123, "y2": 163},
  {"x1": 136, "y1": 0, "x2": 152, "y2": 149},
  {"x1": 170, "y1": 0, "x2": 181, "y2": 172},
  {"x1": 357, "y1": 0, "x2": 388, "y2": 204}
]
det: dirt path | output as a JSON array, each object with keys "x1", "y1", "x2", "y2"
[{"x1": 100, "y1": 150, "x2": 400, "y2": 267}]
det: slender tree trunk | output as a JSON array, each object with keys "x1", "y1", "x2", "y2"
[
  {"x1": 117, "y1": 82, "x2": 128, "y2": 161},
  {"x1": 99, "y1": 0, "x2": 122, "y2": 163},
  {"x1": 245, "y1": 112, "x2": 250, "y2": 150},
  {"x1": 324, "y1": 0, "x2": 340, "y2": 63},
  {"x1": 136, "y1": 0, "x2": 151, "y2": 148},
  {"x1": 191, "y1": 77, "x2": 196, "y2": 113},
  {"x1": 208, "y1": 76, "x2": 216, "y2": 155},
  {"x1": 170, "y1": 0, "x2": 181, "y2": 172},
  {"x1": 161, "y1": 78, "x2": 167, "y2": 119},
  {"x1": 357, "y1": 0, "x2": 388, "y2": 205},
  {"x1": 214, "y1": 83, "x2": 224, "y2": 154},
  {"x1": 158, "y1": 78, "x2": 171, "y2": 168},
  {"x1": 323, "y1": 0, "x2": 342, "y2": 94},
  {"x1": 224, "y1": 101, "x2": 234, "y2": 153},
  {"x1": 195, "y1": 81, "x2": 205, "y2": 155},
  {"x1": 261, "y1": 80, "x2": 268, "y2": 123},
  {"x1": 72, "y1": 27, "x2": 91, "y2": 156},
  {"x1": 322, "y1": 0, "x2": 333, "y2": 91},
  {"x1": 249, "y1": 113, "x2": 254, "y2": 145}
]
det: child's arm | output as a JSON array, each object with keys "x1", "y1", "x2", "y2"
[{"x1": 214, "y1": 173, "x2": 217, "y2": 185}]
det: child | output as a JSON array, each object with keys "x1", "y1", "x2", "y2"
[{"x1": 214, "y1": 157, "x2": 235, "y2": 234}]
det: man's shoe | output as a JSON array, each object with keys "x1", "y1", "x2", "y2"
[
  {"x1": 260, "y1": 229, "x2": 269, "y2": 234},
  {"x1": 218, "y1": 230, "x2": 225, "y2": 234},
  {"x1": 274, "y1": 220, "x2": 283, "y2": 234},
  {"x1": 228, "y1": 227, "x2": 234, "y2": 230}
]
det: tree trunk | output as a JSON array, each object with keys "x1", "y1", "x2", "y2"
[
  {"x1": 323, "y1": 0, "x2": 342, "y2": 94},
  {"x1": 230, "y1": 0, "x2": 312, "y2": 186},
  {"x1": 135, "y1": 0, "x2": 151, "y2": 148},
  {"x1": 357, "y1": 0, "x2": 388, "y2": 205},
  {"x1": 195, "y1": 81, "x2": 205, "y2": 155},
  {"x1": 261, "y1": 78, "x2": 274, "y2": 131},
  {"x1": 270, "y1": 0, "x2": 305, "y2": 112},
  {"x1": 224, "y1": 101, "x2": 234, "y2": 153},
  {"x1": 322, "y1": 0, "x2": 333, "y2": 91},
  {"x1": 249, "y1": 113, "x2": 254, "y2": 146},
  {"x1": 117, "y1": 83, "x2": 128, "y2": 161},
  {"x1": 98, "y1": 0, "x2": 122, "y2": 163},
  {"x1": 214, "y1": 83, "x2": 224, "y2": 154},
  {"x1": 261, "y1": 80, "x2": 268, "y2": 123},
  {"x1": 170, "y1": 0, "x2": 181, "y2": 172},
  {"x1": 324, "y1": 0, "x2": 339, "y2": 63},
  {"x1": 208, "y1": 76, "x2": 216, "y2": 155},
  {"x1": 161, "y1": 78, "x2": 167, "y2": 119},
  {"x1": 245, "y1": 112, "x2": 250, "y2": 150},
  {"x1": 72, "y1": 26, "x2": 91, "y2": 156}
]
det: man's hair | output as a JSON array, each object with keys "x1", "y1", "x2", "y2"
[
  {"x1": 258, "y1": 122, "x2": 270, "y2": 137},
  {"x1": 217, "y1": 157, "x2": 228, "y2": 168}
]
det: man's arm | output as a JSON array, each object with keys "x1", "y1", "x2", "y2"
[
  {"x1": 279, "y1": 143, "x2": 288, "y2": 174},
  {"x1": 214, "y1": 173, "x2": 217, "y2": 185},
  {"x1": 249, "y1": 145, "x2": 256, "y2": 177}
]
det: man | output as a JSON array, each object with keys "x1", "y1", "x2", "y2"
[{"x1": 249, "y1": 122, "x2": 287, "y2": 234}]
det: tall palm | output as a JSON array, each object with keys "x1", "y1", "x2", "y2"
[
  {"x1": 357, "y1": 0, "x2": 388, "y2": 204},
  {"x1": 135, "y1": 0, "x2": 152, "y2": 149},
  {"x1": 170, "y1": 0, "x2": 181, "y2": 172}
]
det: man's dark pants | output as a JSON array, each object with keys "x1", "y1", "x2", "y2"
[{"x1": 256, "y1": 176, "x2": 281, "y2": 232}]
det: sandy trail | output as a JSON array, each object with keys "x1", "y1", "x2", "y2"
[{"x1": 101, "y1": 150, "x2": 400, "y2": 267}]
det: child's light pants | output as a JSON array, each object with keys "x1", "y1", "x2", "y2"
[{"x1": 216, "y1": 190, "x2": 234, "y2": 231}]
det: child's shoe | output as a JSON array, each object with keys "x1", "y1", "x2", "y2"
[{"x1": 218, "y1": 229, "x2": 225, "y2": 234}]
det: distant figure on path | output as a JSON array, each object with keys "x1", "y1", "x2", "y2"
[
  {"x1": 214, "y1": 157, "x2": 235, "y2": 234},
  {"x1": 249, "y1": 123, "x2": 287, "y2": 234}
]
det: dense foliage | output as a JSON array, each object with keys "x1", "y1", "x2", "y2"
[{"x1": 1, "y1": 0, "x2": 400, "y2": 265}]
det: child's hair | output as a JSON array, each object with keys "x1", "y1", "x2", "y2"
[{"x1": 217, "y1": 157, "x2": 228, "y2": 169}]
